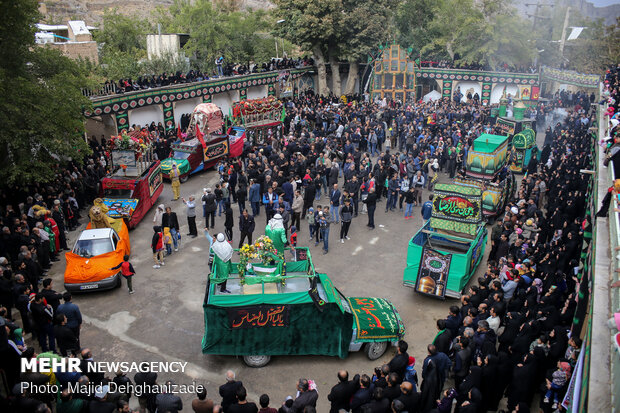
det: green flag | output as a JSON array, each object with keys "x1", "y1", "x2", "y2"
[{"x1": 281, "y1": 107, "x2": 286, "y2": 122}]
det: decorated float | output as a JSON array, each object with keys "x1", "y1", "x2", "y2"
[
  {"x1": 203, "y1": 235, "x2": 405, "y2": 367},
  {"x1": 509, "y1": 128, "x2": 538, "y2": 173},
  {"x1": 453, "y1": 133, "x2": 515, "y2": 218},
  {"x1": 100, "y1": 130, "x2": 163, "y2": 228},
  {"x1": 495, "y1": 90, "x2": 536, "y2": 140},
  {"x1": 403, "y1": 184, "x2": 487, "y2": 299},
  {"x1": 229, "y1": 96, "x2": 284, "y2": 146},
  {"x1": 161, "y1": 103, "x2": 243, "y2": 181},
  {"x1": 64, "y1": 201, "x2": 131, "y2": 292}
]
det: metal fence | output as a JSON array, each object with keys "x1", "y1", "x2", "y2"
[{"x1": 81, "y1": 83, "x2": 118, "y2": 98}]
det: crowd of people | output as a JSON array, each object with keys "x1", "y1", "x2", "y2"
[
  {"x1": 419, "y1": 60, "x2": 538, "y2": 74},
  {"x1": 0, "y1": 54, "x2": 606, "y2": 413},
  {"x1": 91, "y1": 57, "x2": 314, "y2": 97}
]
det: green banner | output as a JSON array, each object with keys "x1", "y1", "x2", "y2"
[
  {"x1": 431, "y1": 184, "x2": 482, "y2": 236},
  {"x1": 347, "y1": 297, "x2": 400, "y2": 341}
]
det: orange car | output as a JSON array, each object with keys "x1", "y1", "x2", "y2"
[{"x1": 64, "y1": 221, "x2": 131, "y2": 292}]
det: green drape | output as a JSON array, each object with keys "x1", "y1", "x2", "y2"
[{"x1": 202, "y1": 302, "x2": 352, "y2": 358}]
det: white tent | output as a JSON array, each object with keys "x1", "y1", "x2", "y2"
[{"x1": 423, "y1": 90, "x2": 441, "y2": 103}]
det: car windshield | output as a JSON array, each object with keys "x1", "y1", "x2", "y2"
[
  {"x1": 73, "y1": 238, "x2": 114, "y2": 258},
  {"x1": 230, "y1": 129, "x2": 244, "y2": 138},
  {"x1": 104, "y1": 188, "x2": 132, "y2": 198},
  {"x1": 336, "y1": 288, "x2": 351, "y2": 313},
  {"x1": 172, "y1": 151, "x2": 191, "y2": 160}
]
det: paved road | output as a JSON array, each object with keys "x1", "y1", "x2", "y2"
[{"x1": 48, "y1": 166, "x2": 490, "y2": 411}]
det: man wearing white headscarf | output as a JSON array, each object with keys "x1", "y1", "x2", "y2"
[
  {"x1": 205, "y1": 229, "x2": 233, "y2": 293},
  {"x1": 265, "y1": 214, "x2": 287, "y2": 255}
]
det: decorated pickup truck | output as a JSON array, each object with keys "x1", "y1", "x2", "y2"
[
  {"x1": 459, "y1": 133, "x2": 515, "y2": 218},
  {"x1": 230, "y1": 96, "x2": 284, "y2": 146},
  {"x1": 203, "y1": 246, "x2": 405, "y2": 367},
  {"x1": 100, "y1": 131, "x2": 163, "y2": 228},
  {"x1": 161, "y1": 103, "x2": 243, "y2": 180}
]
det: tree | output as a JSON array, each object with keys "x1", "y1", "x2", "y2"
[
  {"x1": 93, "y1": 9, "x2": 151, "y2": 80},
  {"x1": 394, "y1": 0, "x2": 445, "y2": 59},
  {"x1": 273, "y1": 0, "x2": 343, "y2": 96},
  {"x1": 396, "y1": 0, "x2": 535, "y2": 69},
  {"x1": 0, "y1": 0, "x2": 92, "y2": 185},
  {"x1": 340, "y1": 0, "x2": 398, "y2": 95},
  {"x1": 94, "y1": 9, "x2": 150, "y2": 54},
  {"x1": 158, "y1": 0, "x2": 281, "y2": 74},
  {"x1": 561, "y1": 17, "x2": 620, "y2": 73}
]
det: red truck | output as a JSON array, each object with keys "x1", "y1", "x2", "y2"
[
  {"x1": 161, "y1": 103, "x2": 243, "y2": 180},
  {"x1": 100, "y1": 132, "x2": 163, "y2": 228}
]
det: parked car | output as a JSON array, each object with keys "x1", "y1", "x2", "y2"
[{"x1": 64, "y1": 221, "x2": 131, "y2": 292}]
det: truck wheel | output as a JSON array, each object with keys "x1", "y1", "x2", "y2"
[
  {"x1": 243, "y1": 355, "x2": 271, "y2": 368},
  {"x1": 180, "y1": 175, "x2": 189, "y2": 183},
  {"x1": 365, "y1": 342, "x2": 388, "y2": 360}
]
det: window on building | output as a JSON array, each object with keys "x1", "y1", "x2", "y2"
[
  {"x1": 384, "y1": 74, "x2": 393, "y2": 89},
  {"x1": 395, "y1": 74, "x2": 404, "y2": 89}
]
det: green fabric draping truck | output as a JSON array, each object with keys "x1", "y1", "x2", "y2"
[{"x1": 202, "y1": 248, "x2": 405, "y2": 367}]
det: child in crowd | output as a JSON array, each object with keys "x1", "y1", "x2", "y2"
[
  {"x1": 110, "y1": 255, "x2": 136, "y2": 294},
  {"x1": 544, "y1": 361, "x2": 571, "y2": 409},
  {"x1": 163, "y1": 227, "x2": 173, "y2": 255},
  {"x1": 404, "y1": 356, "x2": 418, "y2": 392},
  {"x1": 151, "y1": 226, "x2": 165, "y2": 269},
  {"x1": 307, "y1": 207, "x2": 315, "y2": 240}
]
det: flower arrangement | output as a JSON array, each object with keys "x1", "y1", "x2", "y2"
[
  {"x1": 109, "y1": 130, "x2": 152, "y2": 154},
  {"x1": 109, "y1": 130, "x2": 141, "y2": 151},
  {"x1": 237, "y1": 235, "x2": 284, "y2": 283},
  {"x1": 233, "y1": 96, "x2": 283, "y2": 116}
]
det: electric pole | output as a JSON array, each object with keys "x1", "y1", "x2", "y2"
[{"x1": 559, "y1": 6, "x2": 571, "y2": 58}]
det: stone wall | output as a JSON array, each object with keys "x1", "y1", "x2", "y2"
[{"x1": 45, "y1": 41, "x2": 99, "y2": 64}]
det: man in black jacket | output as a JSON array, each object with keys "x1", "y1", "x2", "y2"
[
  {"x1": 203, "y1": 188, "x2": 217, "y2": 229},
  {"x1": 350, "y1": 374, "x2": 373, "y2": 413},
  {"x1": 388, "y1": 340, "x2": 409, "y2": 382},
  {"x1": 302, "y1": 182, "x2": 315, "y2": 219},
  {"x1": 41, "y1": 278, "x2": 62, "y2": 312},
  {"x1": 327, "y1": 370, "x2": 359, "y2": 413},
  {"x1": 219, "y1": 370, "x2": 243, "y2": 412},
  {"x1": 52, "y1": 202, "x2": 68, "y2": 250},
  {"x1": 433, "y1": 319, "x2": 452, "y2": 355},
  {"x1": 383, "y1": 373, "x2": 402, "y2": 401},
  {"x1": 162, "y1": 207, "x2": 180, "y2": 252},
  {"x1": 344, "y1": 175, "x2": 361, "y2": 217},
  {"x1": 134, "y1": 364, "x2": 158, "y2": 413},
  {"x1": 54, "y1": 313, "x2": 78, "y2": 356},
  {"x1": 156, "y1": 381, "x2": 183, "y2": 413},
  {"x1": 238, "y1": 210, "x2": 255, "y2": 248},
  {"x1": 30, "y1": 293, "x2": 55, "y2": 352},
  {"x1": 395, "y1": 381, "x2": 420, "y2": 413},
  {"x1": 362, "y1": 187, "x2": 378, "y2": 229}
]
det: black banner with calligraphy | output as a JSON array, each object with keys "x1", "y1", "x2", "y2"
[
  {"x1": 227, "y1": 305, "x2": 289, "y2": 329},
  {"x1": 204, "y1": 140, "x2": 229, "y2": 162},
  {"x1": 414, "y1": 247, "x2": 452, "y2": 300}
]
